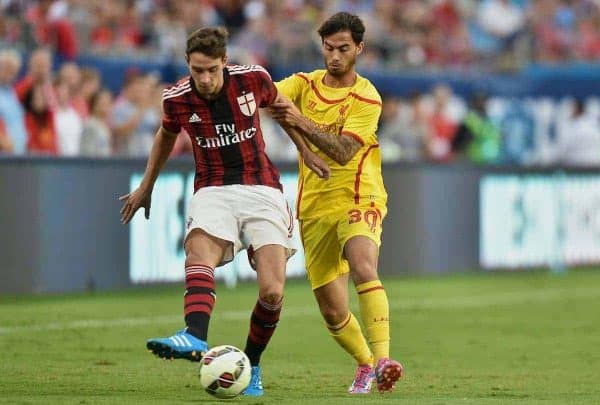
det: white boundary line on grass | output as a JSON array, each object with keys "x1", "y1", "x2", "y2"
[{"x1": 0, "y1": 287, "x2": 598, "y2": 335}]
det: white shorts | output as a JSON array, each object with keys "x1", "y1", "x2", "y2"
[{"x1": 185, "y1": 184, "x2": 296, "y2": 267}]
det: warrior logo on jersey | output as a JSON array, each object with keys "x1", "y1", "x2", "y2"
[{"x1": 237, "y1": 92, "x2": 256, "y2": 116}]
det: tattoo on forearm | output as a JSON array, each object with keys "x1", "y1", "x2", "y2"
[{"x1": 303, "y1": 125, "x2": 361, "y2": 165}]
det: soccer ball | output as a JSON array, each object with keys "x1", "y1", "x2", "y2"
[{"x1": 199, "y1": 345, "x2": 251, "y2": 399}]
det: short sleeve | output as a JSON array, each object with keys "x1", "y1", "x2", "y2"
[
  {"x1": 161, "y1": 97, "x2": 181, "y2": 134},
  {"x1": 341, "y1": 98, "x2": 382, "y2": 146},
  {"x1": 275, "y1": 73, "x2": 307, "y2": 104},
  {"x1": 253, "y1": 66, "x2": 278, "y2": 108}
]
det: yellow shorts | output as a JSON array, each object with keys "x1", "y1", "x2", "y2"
[{"x1": 300, "y1": 205, "x2": 387, "y2": 290}]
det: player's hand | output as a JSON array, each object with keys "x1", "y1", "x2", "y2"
[
  {"x1": 269, "y1": 99, "x2": 303, "y2": 128},
  {"x1": 302, "y1": 149, "x2": 330, "y2": 180},
  {"x1": 119, "y1": 187, "x2": 152, "y2": 224}
]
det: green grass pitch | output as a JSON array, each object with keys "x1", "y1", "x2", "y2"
[{"x1": 1, "y1": 269, "x2": 599, "y2": 404}]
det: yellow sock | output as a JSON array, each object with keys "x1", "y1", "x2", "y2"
[
  {"x1": 327, "y1": 312, "x2": 373, "y2": 366},
  {"x1": 356, "y1": 280, "x2": 390, "y2": 362}
]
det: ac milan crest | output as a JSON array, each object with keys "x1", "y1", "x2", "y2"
[{"x1": 237, "y1": 92, "x2": 256, "y2": 117}]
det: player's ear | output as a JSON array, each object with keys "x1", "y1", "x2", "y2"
[
  {"x1": 185, "y1": 54, "x2": 189, "y2": 64},
  {"x1": 222, "y1": 55, "x2": 228, "y2": 66},
  {"x1": 356, "y1": 42, "x2": 364, "y2": 56}
]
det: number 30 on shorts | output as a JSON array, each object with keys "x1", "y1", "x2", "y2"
[{"x1": 348, "y1": 208, "x2": 382, "y2": 232}]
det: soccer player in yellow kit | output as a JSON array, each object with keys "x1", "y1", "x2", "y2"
[{"x1": 270, "y1": 12, "x2": 403, "y2": 394}]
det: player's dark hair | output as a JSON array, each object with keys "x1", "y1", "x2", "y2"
[
  {"x1": 317, "y1": 12, "x2": 365, "y2": 45},
  {"x1": 186, "y1": 27, "x2": 228, "y2": 58}
]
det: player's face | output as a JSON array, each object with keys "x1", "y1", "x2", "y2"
[
  {"x1": 187, "y1": 52, "x2": 227, "y2": 99},
  {"x1": 321, "y1": 31, "x2": 363, "y2": 78}
]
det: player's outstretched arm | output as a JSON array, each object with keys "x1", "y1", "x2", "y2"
[
  {"x1": 119, "y1": 126, "x2": 178, "y2": 224},
  {"x1": 270, "y1": 98, "x2": 361, "y2": 166},
  {"x1": 280, "y1": 125, "x2": 330, "y2": 180},
  {"x1": 270, "y1": 93, "x2": 330, "y2": 179}
]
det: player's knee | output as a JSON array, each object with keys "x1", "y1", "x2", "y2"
[
  {"x1": 350, "y1": 261, "x2": 378, "y2": 284},
  {"x1": 184, "y1": 253, "x2": 204, "y2": 268},
  {"x1": 259, "y1": 285, "x2": 284, "y2": 305},
  {"x1": 321, "y1": 308, "x2": 348, "y2": 326}
]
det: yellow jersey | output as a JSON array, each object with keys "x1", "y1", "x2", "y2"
[{"x1": 276, "y1": 69, "x2": 387, "y2": 220}]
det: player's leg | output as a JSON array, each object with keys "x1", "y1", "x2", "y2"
[
  {"x1": 302, "y1": 216, "x2": 374, "y2": 393},
  {"x1": 236, "y1": 185, "x2": 295, "y2": 396},
  {"x1": 244, "y1": 244, "x2": 286, "y2": 366},
  {"x1": 242, "y1": 244, "x2": 287, "y2": 396},
  {"x1": 313, "y1": 275, "x2": 373, "y2": 366},
  {"x1": 146, "y1": 228, "x2": 230, "y2": 361},
  {"x1": 312, "y1": 276, "x2": 375, "y2": 394},
  {"x1": 147, "y1": 186, "x2": 239, "y2": 361},
  {"x1": 183, "y1": 228, "x2": 230, "y2": 341},
  {"x1": 345, "y1": 236, "x2": 389, "y2": 361},
  {"x1": 344, "y1": 234, "x2": 403, "y2": 392}
]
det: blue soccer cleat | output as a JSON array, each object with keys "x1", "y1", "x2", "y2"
[
  {"x1": 242, "y1": 366, "x2": 264, "y2": 396},
  {"x1": 146, "y1": 328, "x2": 208, "y2": 362}
]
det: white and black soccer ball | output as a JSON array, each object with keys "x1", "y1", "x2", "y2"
[{"x1": 199, "y1": 345, "x2": 251, "y2": 399}]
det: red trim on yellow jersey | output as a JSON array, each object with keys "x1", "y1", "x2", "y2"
[
  {"x1": 295, "y1": 73, "x2": 310, "y2": 83},
  {"x1": 349, "y1": 92, "x2": 382, "y2": 106},
  {"x1": 308, "y1": 80, "x2": 382, "y2": 106},
  {"x1": 310, "y1": 81, "x2": 346, "y2": 104},
  {"x1": 341, "y1": 130, "x2": 365, "y2": 146},
  {"x1": 296, "y1": 172, "x2": 305, "y2": 219},
  {"x1": 354, "y1": 144, "x2": 379, "y2": 204},
  {"x1": 298, "y1": 219, "x2": 305, "y2": 246}
]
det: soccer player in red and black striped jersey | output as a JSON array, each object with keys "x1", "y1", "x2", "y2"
[{"x1": 119, "y1": 27, "x2": 329, "y2": 397}]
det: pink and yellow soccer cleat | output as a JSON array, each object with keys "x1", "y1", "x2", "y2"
[
  {"x1": 374, "y1": 358, "x2": 404, "y2": 393},
  {"x1": 348, "y1": 364, "x2": 374, "y2": 394}
]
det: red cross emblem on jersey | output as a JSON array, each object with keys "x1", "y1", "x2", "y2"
[{"x1": 237, "y1": 92, "x2": 256, "y2": 117}]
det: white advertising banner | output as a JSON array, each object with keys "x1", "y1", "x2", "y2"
[{"x1": 480, "y1": 174, "x2": 600, "y2": 268}]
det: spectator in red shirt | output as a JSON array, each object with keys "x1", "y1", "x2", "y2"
[
  {"x1": 427, "y1": 84, "x2": 458, "y2": 161},
  {"x1": 25, "y1": 0, "x2": 78, "y2": 59},
  {"x1": 23, "y1": 84, "x2": 57, "y2": 155},
  {"x1": 14, "y1": 47, "x2": 56, "y2": 109}
]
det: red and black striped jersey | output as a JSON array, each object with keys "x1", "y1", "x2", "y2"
[{"x1": 161, "y1": 64, "x2": 281, "y2": 192}]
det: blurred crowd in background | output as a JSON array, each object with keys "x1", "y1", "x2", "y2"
[
  {"x1": 3, "y1": 0, "x2": 600, "y2": 70},
  {"x1": 1, "y1": 0, "x2": 600, "y2": 165}
]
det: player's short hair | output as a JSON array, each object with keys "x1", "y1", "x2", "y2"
[
  {"x1": 317, "y1": 12, "x2": 365, "y2": 45},
  {"x1": 186, "y1": 27, "x2": 229, "y2": 59}
]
